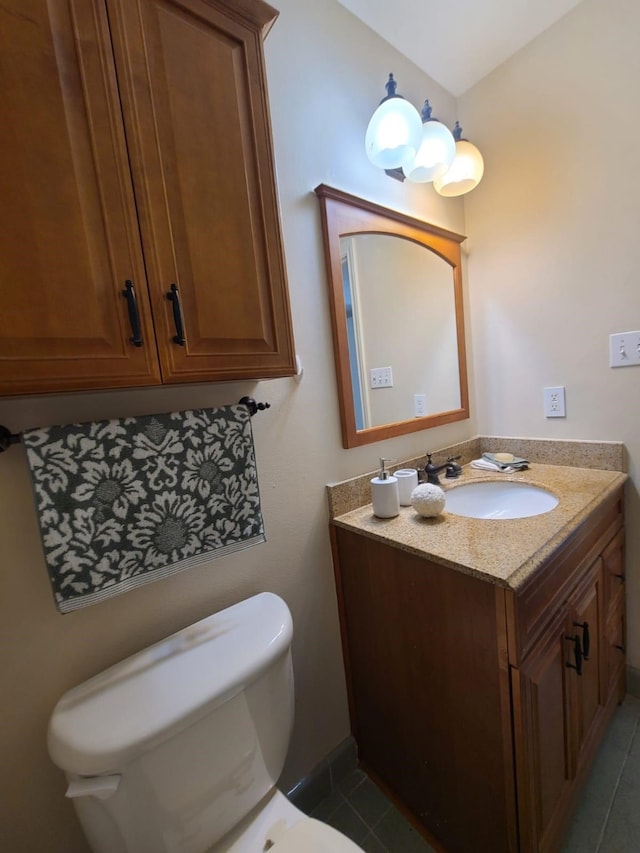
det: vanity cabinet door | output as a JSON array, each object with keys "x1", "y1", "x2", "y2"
[
  {"x1": 513, "y1": 545, "x2": 615, "y2": 853},
  {"x1": 106, "y1": 0, "x2": 296, "y2": 384},
  {"x1": 511, "y1": 608, "x2": 575, "y2": 853},
  {"x1": 602, "y1": 529, "x2": 626, "y2": 700},
  {"x1": 568, "y1": 556, "x2": 607, "y2": 777},
  {"x1": 0, "y1": 0, "x2": 161, "y2": 395}
]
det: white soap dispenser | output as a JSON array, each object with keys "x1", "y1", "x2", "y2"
[{"x1": 371, "y1": 458, "x2": 400, "y2": 518}]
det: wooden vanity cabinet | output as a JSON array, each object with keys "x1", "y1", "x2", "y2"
[
  {"x1": 331, "y1": 487, "x2": 625, "y2": 853},
  {"x1": 0, "y1": 0, "x2": 295, "y2": 397}
]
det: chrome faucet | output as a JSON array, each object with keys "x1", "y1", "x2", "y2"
[{"x1": 424, "y1": 452, "x2": 462, "y2": 485}]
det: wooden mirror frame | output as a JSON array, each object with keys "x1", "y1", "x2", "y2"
[{"x1": 315, "y1": 184, "x2": 469, "y2": 448}]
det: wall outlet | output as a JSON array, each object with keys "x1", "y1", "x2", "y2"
[
  {"x1": 370, "y1": 366, "x2": 393, "y2": 388},
  {"x1": 543, "y1": 386, "x2": 566, "y2": 418},
  {"x1": 610, "y1": 330, "x2": 640, "y2": 367},
  {"x1": 414, "y1": 394, "x2": 426, "y2": 417}
]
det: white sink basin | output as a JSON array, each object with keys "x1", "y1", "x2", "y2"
[{"x1": 445, "y1": 480, "x2": 559, "y2": 519}]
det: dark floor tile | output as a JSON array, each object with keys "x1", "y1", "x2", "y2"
[
  {"x1": 310, "y1": 787, "x2": 345, "y2": 821},
  {"x1": 373, "y1": 806, "x2": 437, "y2": 853},
  {"x1": 561, "y1": 739, "x2": 627, "y2": 852},
  {"x1": 325, "y1": 800, "x2": 370, "y2": 846},
  {"x1": 347, "y1": 776, "x2": 393, "y2": 828},
  {"x1": 602, "y1": 696, "x2": 640, "y2": 754},
  {"x1": 598, "y1": 775, "x2": 640, "y2": 852},
  {"x1": 338, "y1": 767, "x2": 368, "y2": 797},
  {"x1": 360, "y1": 830, "x2": 389, "y2": 852}
]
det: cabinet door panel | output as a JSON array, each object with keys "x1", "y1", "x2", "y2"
[
  {"x1": 603, "y1": 528, "x2": 626, "y2": 701},
  {"x1": 0, "y1": 0, "x2": 160, "y2": 395},
  {"x1": 108, "y1": 0, "x2": 295, "y2": 382},
  {"x1": 570, "y1": 557, "x2": 606, "y2": 771},
  {"x1": 512, "y1": 609, "x2": 574, "y2": 853}
]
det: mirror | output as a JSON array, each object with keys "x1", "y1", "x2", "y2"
[{"x1": 315, "y1": 184, "x2": 469, "y2": 448}]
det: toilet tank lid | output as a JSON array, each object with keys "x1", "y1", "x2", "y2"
[{"x1": 47, "y1": 593, "x2": 293, "y2": 776}]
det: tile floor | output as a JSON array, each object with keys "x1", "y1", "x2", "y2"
[{"x1": 309, "y1": 694, "x2": 640, "y2": 853}]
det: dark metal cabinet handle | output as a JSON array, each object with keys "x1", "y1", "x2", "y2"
[
  {"x1": 615, "y1": 644, "x2": 625, "y2": 653},
  {"x1": 612, "y1": 572, "x2": 625, "y2": 583},
  {"x1": 574, "y1": 621, "x2": 590, "y2": 660},
  {"x1": 565, "y1": 634, "x2": 583, "y2": 676},
  {"x1": 122, "y1": 280, "x2": 143, "y2": 347},
  {"x1": 166, "y1": 283, "x2": 186, "y2": 346}
]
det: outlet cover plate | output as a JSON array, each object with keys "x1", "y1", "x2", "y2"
[
  {"x1": 544, "y1": 386, "x2": 566, "y2": 418},
  {"x1": 414, "y1": 394, "x2": 426, "y2": 417}
]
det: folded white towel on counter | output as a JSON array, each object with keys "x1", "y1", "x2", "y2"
[{"x1": 470, "y1": 458, "x2": 515, "y2": 473}]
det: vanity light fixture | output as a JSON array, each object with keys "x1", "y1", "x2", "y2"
[
  {"x1": 365, "y1": 75, "x2": 484, "y2": 196},
  {"x1": 401, "y1": 100, "x2": 456, "y2": 184},
  {"x1": 364, "y1": 73, "x2": 423, "y2": 170},
  {"x1": 433, "y1": 122, "x2": 485, "y2": 197}
]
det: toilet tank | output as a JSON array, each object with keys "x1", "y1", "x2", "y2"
[{"x1": 48, "y1": 593, "x2": 295, "y2": 853}]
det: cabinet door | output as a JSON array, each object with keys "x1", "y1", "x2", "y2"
[
  {"x1": 513, "y1": 554, "x2": 610, "y2": 852},
  {"x1": 512, "y1": 608, "x2": 575, "y2": 853},
  {"x1": 603, "y1": 530, "x2": 626, "y2": 700},
  {"x1": 0, "y1": 0, "x2": 161, "y2": 395},
  {"x1": 107, "y1": 0, "x2": 296, "y2": 383},
  {"x1": 568, "y1": 556, "x2": 607, "y2": 775}
]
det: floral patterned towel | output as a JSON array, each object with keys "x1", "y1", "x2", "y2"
[{"x1": 23, "y1": 406, "x2": 265, "y2": 613}]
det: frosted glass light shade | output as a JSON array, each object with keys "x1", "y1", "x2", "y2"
[
  {"x1": 433, "y1": 139, "x2": 485, "y2": 197},
  {"x1": 403, "y1": 120, "x2": 456, "y2": 183},
  {"x1": 365, "y1": 97, "x2": 423, "y2": 170}
]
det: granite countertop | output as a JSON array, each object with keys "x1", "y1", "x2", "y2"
[{"x1": 331, "y1": 462, "x2": 627, "y2": 590}]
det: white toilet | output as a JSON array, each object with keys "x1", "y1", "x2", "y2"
[{"x1": 48, "y1": 593, "x2": 364, "y2": 852}]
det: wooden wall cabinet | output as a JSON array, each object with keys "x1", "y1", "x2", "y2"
[
  {"x1": 331, "y1": 487, "x2": 626, "y2": 853},
  {"x1": 0, "y1": 0, "x2": 295, "y2": 397}
]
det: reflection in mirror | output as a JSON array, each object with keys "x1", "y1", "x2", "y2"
[
  {"x1": 340, "y1": 234, "x2": 461, "y2": 429},
  {"x1": 315, "y1": 185, "x2": 469, "y2": 448}
]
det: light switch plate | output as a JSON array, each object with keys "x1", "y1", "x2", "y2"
[
  {"x1": 370, "y1": 366, "x2": 393, "y2": 388},
  {"x1": 610, "y1": 331, "x2": 640, "y2": 367}
]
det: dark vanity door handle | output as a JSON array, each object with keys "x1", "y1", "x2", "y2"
[
  {"x1": 565, "y1": 634, "x2": 583, "y2": 676},
  {"x1": 574, "y1": 621, "x2": 590, "y2": 660},
  {"x1": 166, "y1": 283, "x2": 186, "y2": 346},
  {"x1": 122, "y1": 280, "x2": 143, "y2": 347},
  {"x1": 612, "y1": 572, "x2": 625, "y2": 583}
]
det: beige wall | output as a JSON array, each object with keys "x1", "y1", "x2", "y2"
[
  {"x1": 459, "y1": 0, "x2": 640, "y2": 670},
  {"x1": 0, "y1": 1, "x2": 469, "y2": 849}
]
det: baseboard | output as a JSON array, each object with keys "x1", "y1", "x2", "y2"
[{"x1": 286, "y1": 736, "x2": 358, "y2": 814}]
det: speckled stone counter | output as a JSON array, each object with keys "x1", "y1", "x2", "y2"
[{"x1": 329, "y1": 452, "x2": 627, "y2": 591}]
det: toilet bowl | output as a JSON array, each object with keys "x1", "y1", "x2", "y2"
[{"x1": 47, "y1": 593, "x2": 364, "y2": 852}]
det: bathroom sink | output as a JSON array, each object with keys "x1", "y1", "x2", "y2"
[{"x1": 445, "y1": 480, "x2": 559, "y2": 519}]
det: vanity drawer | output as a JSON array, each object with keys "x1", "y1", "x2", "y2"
[{"x1": 505, "y1": 488, "x2": 624, "y2": 665}]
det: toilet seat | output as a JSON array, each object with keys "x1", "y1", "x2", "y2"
[
  {"x1": 211, "y1": 789, "x2": 364, "y2": 852},
  {"x1": 268, "y1": 816, "x2": 365, "y2": 851}
]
